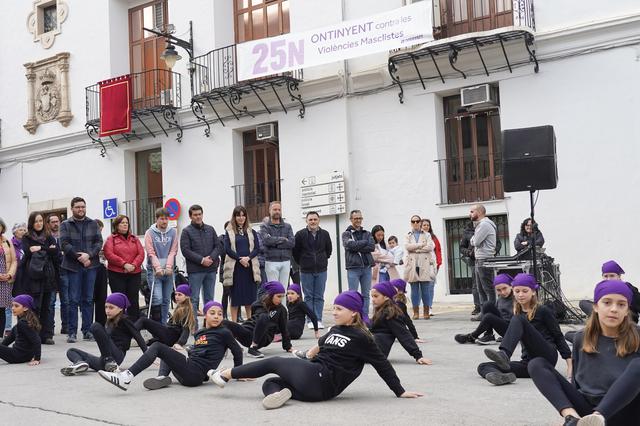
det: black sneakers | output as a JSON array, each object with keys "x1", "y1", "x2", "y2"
[
  {"x1": 475, "y1": 334, "x2": 496, "y2": 345},
  {"x1": 563, "y1": 415, "x2": 579, "y2": 426},
  {"x1": 103, "y1": 357, "x2": 118, "y2": 373},
  {"x1": 60, "y1": 361, "x2": 89, "y2": 376},
  {"x1": 471, "y1": 306, "x2": 481, "y2": 316},
  {"x1": 484, "y1": 349, "x2": 511, "y2": 371},
  {"x1": 247, "y1": 347, "x2": 264, "y2": 358},
  {"x1": 454, "y1": 334, "x2": 476, "y2": 344},
  {"x1": 485, "y1": 372, "x2": 516, "y2": 386},
  {"x1": 143, "y1": 376, "x2": 172, "y2": 390}
]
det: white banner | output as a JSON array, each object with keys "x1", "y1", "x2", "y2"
[{"x1": 237, "y1": 2, "x2": 433, "y2": 81}]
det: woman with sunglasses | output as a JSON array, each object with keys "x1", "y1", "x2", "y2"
[{"x1": 404, "y1": 215, "x2": 436, "y2": 320}]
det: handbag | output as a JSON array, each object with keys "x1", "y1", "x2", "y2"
[{"x1": 28, "y1": 251, "x2": 48, "y2": 280}]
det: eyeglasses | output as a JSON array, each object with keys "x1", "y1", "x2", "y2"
[{"x1": 411, "y1": 220, "x2": 421, "y2": 224}]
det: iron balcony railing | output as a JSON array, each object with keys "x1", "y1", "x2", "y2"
[
  {"x1": 191, "y1": 44, "x2": 303, "y2": 97},
  {"x1": 231, "y1": 180, "x2": 282, "y2": 223},
  {"x1": 434, "y1": 0, "x2": 535, "y2": 39},
  {"x1": 123, "y1": 196, "x2": 164, "y2": 236},
  {"x1": 435, "y1": 154, "x2": 504, "y2": 205},
  {"x1": 85, "y1": 69, "x2": 182, "y2": 123}
]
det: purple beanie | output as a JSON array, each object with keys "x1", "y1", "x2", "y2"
[
  {"x1": 373, "y1": 282, "x2": 397, "y2": 299},
  {"x1": 493, "y1": 273, "x2": 513, "y2": 287},
  {"x1": 175, "y1": 284, "x2": 192, "y2": 297},
  {"x1": 390, "y1": 279, "x2": 407, "y2": 293},
  {"x1": 106, "y1": 292, "x2": 131, "y2": 311},
  {"x1": 13, "y1": 294, "x2": 35, "y2": 310},
  {"x1": 288, "y1": 283, "x2": 302, "y2": 295},
  {"x1": 594, "y1": 279, "x2": 632, "y2": 305},
  {"x1": 512, "y1": 273, "x2": 539, "y2": 290},
  {"x1": 203, "y1": 300, "x2": 223, "y2": 314},
  {"x1": 334, "y1": 290, "x2": 369, "y2": 323},
  {"x1": 602, "y1": 260, "x2": 625, "y2": 276},
  {"x1": 263, "y1": 281, "x2": 286, "y2": 295}
]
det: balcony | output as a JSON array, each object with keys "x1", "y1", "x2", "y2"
[
  {"x1": 435, "y1": 154, "x2": 504, "y2": 204},
  {"x1": 122, "y1": 196, "x2": 164, "y2": 236},
  {"x1": 388, "y1": 0, "x2": 537, "y2": 103},
  {"x1": 232, "y1": 180, "x2": 282, "y2": 223},
  {"x1": 189, "y1": 44, "x2": 304, "y2": 137},
  {"x1": 85, "y1": 69, "x2": 182, "y2": 156}
]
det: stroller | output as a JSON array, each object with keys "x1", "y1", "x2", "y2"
[{"x1": 139, "y1": 265, "x2": 188, "y2": 321}]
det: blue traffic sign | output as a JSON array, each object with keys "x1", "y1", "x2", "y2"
[{"x1": 103, "y1": 198, "x2": 118, "y2": 219}]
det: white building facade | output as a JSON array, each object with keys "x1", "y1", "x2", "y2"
[{"x1": 1, "y1": 0, "x2": 639, "y2": 304}]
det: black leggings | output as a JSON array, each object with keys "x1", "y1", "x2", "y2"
[
  {"x1": 30, "y1": 292, "x2": 52, "y2": 341},
  {"x1": 94, "y1": 265, "x2": 108, "y2": 326},
  {"x1": 230, "y1": 356, "x2": 327, "y2": 402},
  {"x1": 472, "y1": 303, "x2": 509, "y2": 338},
  {"x1": 135, "y1": 318, "x2": 180, "y2": 346},
  {"x1": 500, "y1": 315, "x2": 559, "y2": 365},
  {"x1": 108, "y1": 271, "x2": 141, "y2": 320},
  {"x1": 66, "y1": 322, "x2": 125, "y2": 371},
  {"x1": 0, "y1": 346, "x2": 32, "y2": 364},
  {"x1": 0, "y1": 307, "x2": 5, "y2": 334},
  {"x1": 128, "y1": 342, "x2": 206, "y2": 387},
  {"x1": 288, "y1": 319, "x2": 305, "y2": 340},
  {"x1": 223, "y1": 318, "x2": 272, "y2": 348},
  {"x1": 528, "y1": 357, "x2": 640, "y2": 426}
]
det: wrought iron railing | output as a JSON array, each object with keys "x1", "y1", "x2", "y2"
[
  {"x1": 434, "y1": 0, "x2": 535, "y2": 39},
  {"x1": 123, "y1": 196, "x2": 164, "y2": 236},
  {"x1": 231, "y1": 180, "x2": 282, "y2": 223},
  {"x1": 191, "y1": 44, "x2": 303, "y2": 97},
  {"x1": 435, "y1": 154, "x2": 504, "y2": 205},
  {"x1": 85, "y1": 69, "x2": 182, "y2": 123}
]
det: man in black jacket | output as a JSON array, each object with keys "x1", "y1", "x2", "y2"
[
  {"x1": 293, "y1": 211, "x2": 332, "y2": 329},
  {"x1": 180, "y1": 204, "x2": 222, "y2": 319},
  {"x1": 260, "y1": 202, "x2": 295, "y2": 284},
  {"x1": 460, "y1": 220, "x2": 480, "y2": 316},
  {"x1": 341, "y1": 210, "x2": 374, "y2": 313}
]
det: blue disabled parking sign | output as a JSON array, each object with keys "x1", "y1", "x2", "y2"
[{"x1": 103, "y1": 198, "x2": 118, "y2": 219}]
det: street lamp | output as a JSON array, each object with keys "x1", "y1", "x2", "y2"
[
  {"x1": 144, "y1": 21, "x2": 193, "y2": 69},
  {"x1": 160, "y1": 43, "x2": 181, "y2": 69}
]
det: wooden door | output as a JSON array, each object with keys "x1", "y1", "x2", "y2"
[{"x1": 242, "y1": 129, "x2": 281, "y2": 222}]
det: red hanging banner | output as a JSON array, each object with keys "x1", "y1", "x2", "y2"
[{"x1": 99, "y1": 75, "x2": 132, "y2": 137}]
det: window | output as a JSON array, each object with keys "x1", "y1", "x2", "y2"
[
  {"x1": 234, "y1": 0, "x2": 290, "y2": 43},
  {"x1": 445, "y1": 214, "x2": 509, "y2": 295},
  {"x1": 43, "y1": 5, "x2": 57, "y2": 33}
]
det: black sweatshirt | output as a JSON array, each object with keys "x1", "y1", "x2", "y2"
[
  {"x1": 108, "y1": 317, "x2": 148, "y2": 353},
  {"x1": 312, "y1": 325, "x2": 405, "y2": 399},
  {"x1": 287, "y1": 300, "x2": 318, "y2": 331},
  {"x1": 190, "y1": 326, "x2": 243, "y2": 375},
  {"x1": 521, "y1": 305, "x2": 571, "y2": 360},
  {"x1": 1, "y1": 318, "x2": 41, "y2": 361},
  {"x1": 572, "y1": 329, "x2": 640, "y2": 404},
  {"x1": 496, "y1": 294, "x2": 514, "y2": 322},
  {"x1": 244, "y1": 301, "x2": 291, "y2": 351},
  {"x1": 396, "y1": 301, "x2": 419, "y2": 339},
  {"x1": 369, "y1": 310, "x2": 423, "y2": 360},
  {"x1": 167, "y1": 317, "x2": 191, "y2": 346}
]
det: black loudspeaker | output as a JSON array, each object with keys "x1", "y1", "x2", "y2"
[{"x1": 502, "y1": 125, "x2": 557, "y2": 192}]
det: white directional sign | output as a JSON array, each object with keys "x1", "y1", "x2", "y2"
[{"x1": 300, "y1": 170, "x2": 346, "y2": 217}]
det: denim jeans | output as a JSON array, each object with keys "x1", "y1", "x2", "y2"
[
  {"x1": 378, "y1": 271, "x2": 390, "y2": 283},
  {"x1": 67, "y1": 267, "x2": 98, "y2": 336},
  {"x1": 4, "y1": 300, "x2": 12, "y2": 331},
  {"x1": 410, "y1": 281, "x2": 434, "y2": 308},
  {"x1": 49, "y1": 272, "x2": 69, "y2": 333},
  {"x1": 149, "y1": 270, "x2": 174, "y2": 325},
  {"x1": 347, "y1": 267, "x2": 372, "y2": 314},
  {"x1": 265, "y1": 261, "x2": 291, "y2": 284},
  {"x1": 300, "y1": 271, "x2": 328, "y2": 322},
  {"x1": 475, "y1": 261, "x2": 496, "y2": 304},
  {"x1": 188, "y1": 271, "x2": 215, "y2": 319}
]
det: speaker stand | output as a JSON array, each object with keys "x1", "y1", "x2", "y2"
[{"x1": 529, "y1": 189, "x2": 539, "y2": 282}]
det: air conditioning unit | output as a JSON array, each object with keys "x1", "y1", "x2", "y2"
[
  {"x1": 460, "y1": 84, "x2": 498, "y2": 107},
  {"x1": 256, "y1": 123, "x2": 276, "y2": 140}
]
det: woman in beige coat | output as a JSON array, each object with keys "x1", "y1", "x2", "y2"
[
  {"x1": 404, "y1": 215, "x2": 436, "y2": 320},
  {"x1": 0, "y1": 218, "x2": 17, "y2": 333}
]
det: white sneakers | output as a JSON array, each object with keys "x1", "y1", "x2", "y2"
[
  {"x1": 262, "y1": 388, "x2": 292, "y2": 409},
  {"x1": 309, "y1": 321, "x2": 325, "y2": 329},
  {"x1": 307, "y1": 322, "x2": 314, "y2": 329},
  {"x1": 60, "y1": 361, "x2": 89, "y2": 376},
  {"x1": 207, "y1": 369, "x2": 228, "y2": 388},
  {"x1": 98, "y1": 369, "x2": 133, "y2": 391},
  {"x1": 577, "y1": 413, "x2": 605, "y2": 426}
]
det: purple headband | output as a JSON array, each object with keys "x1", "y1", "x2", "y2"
[
  {"x1": 263, "y1": 281, "x2": 286, "y2": 295},
  {"x1": 493, "y1": 273, "x2": 513, "y2": 287},
  {"x1": 174, "y1": 284, "x2": 192, "y2": 297},
  {"x1": 13, "y1": 294, "x2": 35, "y2": 310},
  {"x1": 390, "y1": 279, "x2": 407, "y2": 293},
  {"x1": 203, "y1": 300, "x2": 223, "y2": 314},
  {"x1": 334, "y1": 290, "x2": 369, "y2": 323},
  {"x1": 602, "y1": 260, "x2": 625, "y2": 276},
  {"x1": 512, "y1": 273, "x2": 539, "y2": 290},
  {"x1": 288, "y1": 283, "x2": 302, "y2": 295},
  {"x1": 373, "y1": 282, "x2": 397, "y2": 300},
  {"x1": 594, "y1": 280, "x2": 632, "y2": 305},
  {"x1": 106, "y1": 292, "x2": 131, "y2": 311}
]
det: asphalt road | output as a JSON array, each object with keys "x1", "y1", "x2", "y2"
[{"x1": 0, "y1": 305, "x2": 576, "y2": 425}]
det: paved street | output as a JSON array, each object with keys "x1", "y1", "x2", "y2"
[{"x1": 0, "y1": 305, "x2": 577, "y2": 426}]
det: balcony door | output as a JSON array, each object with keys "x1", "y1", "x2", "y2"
[
  {"x1": 242, "y1": 129, "x2": 281, "y2": 223},
  {"x1": 443, "y1": 95, "x2": 503, "y2": 204},
  {"x1": 437, "y1": 0, "x2": 513, "y2": 38},
  {"x1": 129, "y1": 0, "x2": 169, "y2": 109},
  {"x1": 234, "y1": 0, "x2": 290, "y2": 43},
  {"x1": 131, "y1": 148, "x2": 164, "y2": 235}
]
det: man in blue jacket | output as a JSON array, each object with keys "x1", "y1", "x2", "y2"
[
  {"x1": 341, "y1": 209, "x2": 374, "y2": 313},
  {"x1": 179, "y1": 204, "x2": 222, "y2": 319}
]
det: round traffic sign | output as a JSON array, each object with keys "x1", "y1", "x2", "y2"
[{"x1": 164, "y1": 198, "x2": 181, "y2": 220}]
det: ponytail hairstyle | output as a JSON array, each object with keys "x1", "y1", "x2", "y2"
[
  {"x1": 261, "y1": 292, "x2": 278, "y2": 311},
  {"x1": 372, "y1": 298, "x2": 404, "y2": 324},
  {"x1": 393, "y1": 292, "x2": 407, "y2": 304},
  {"x1": 21, "y1": 309, "x2": 41, "y2": 332},
  {"x1": 582, "y1": 309, "x2": 640, "y2": 357},
  {"x1": 171, "y1": 296, "x2": 196, "y2": 332},
  {"x1": 350, "y1": 311, "x2": 374, "y2": 341},
  {"x1": 513, "y1": 292, "x2": 539, "y2": 321}
]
